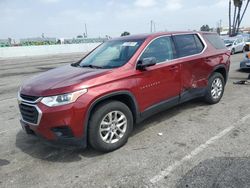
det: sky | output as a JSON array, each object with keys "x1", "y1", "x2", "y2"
[{"x1": 0, "y1": 0, "x2": 249, "y2": 39}]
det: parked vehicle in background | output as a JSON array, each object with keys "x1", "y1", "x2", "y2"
[
  {"x1": 18, "y1": 31, "x2": 230, "y2": 152},
  {"x1": 245, "y1": 38, "x2": 250, "y2": 51},
  {"x1": 224, "y1": 37, "x2": 246, "y2": 54},
  {"x1": 237, "y1": 33, "x2": 250, "y2": 51},
  {"x1": 240, "y1": 52, "x2": 250, "y2": 69}
]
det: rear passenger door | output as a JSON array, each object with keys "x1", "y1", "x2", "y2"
[{"x1": 173, "y1": 34, "x2": 206, "y2": 100}]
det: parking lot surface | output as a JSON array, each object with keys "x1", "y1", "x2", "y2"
[{"x1": 0, "y1": 53, "x2": 250, "y2": 188}]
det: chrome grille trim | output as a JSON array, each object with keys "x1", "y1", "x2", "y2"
[{"x1": 18, "y1": 92, "x2": 42, "y2": 126}]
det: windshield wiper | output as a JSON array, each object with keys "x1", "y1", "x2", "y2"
[
  {"x1": 71, "y1": 63, "x2": 80, "y2": 67},
  {"x1": 80, "y1": 64, "x2": 103, "y2": 69}
]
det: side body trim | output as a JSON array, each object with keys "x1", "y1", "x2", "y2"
[
  {"x1": 139, "y1": 96, "x2": 179, "y2": 122},
  {"x1": 179, "y1": 88, "x2": 207, "y2": 104}
]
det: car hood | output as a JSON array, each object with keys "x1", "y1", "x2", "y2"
[{"x1": 21, "y1": 65, "x2": 111, "y2": 96}]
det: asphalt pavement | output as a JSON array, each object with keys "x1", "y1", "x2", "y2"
[{"x1": 0, "y1": 52, "x2": 249, "y2": 188}]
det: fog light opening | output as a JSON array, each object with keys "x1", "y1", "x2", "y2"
[{"x1": 51, "y1": 126, "x2": 74, "y2": 138}]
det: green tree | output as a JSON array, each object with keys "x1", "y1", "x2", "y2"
[
  {"x1": 121, "y1": 31, "x2": 130, "y2": 37},
  {"x1": 200, "y1": 25, "x2": 210, "y2": 31}
]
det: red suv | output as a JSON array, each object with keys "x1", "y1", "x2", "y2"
[{"x1": 18, "y1": 32, "x2": 230, "y2": 152}]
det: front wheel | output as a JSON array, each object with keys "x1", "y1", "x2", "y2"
[
  {"x1": 88, "y1": 101, "x2": 133, "y2": 152},
  {"x1": 204, "y1": 72, "x2": 225, "y2": 104}
]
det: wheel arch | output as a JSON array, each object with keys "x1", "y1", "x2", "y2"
[
  {"x1": 212, "y1": 65, "x2": 228, "y2": 83},
  {"x1": 83, "y1": 91, "x2": 140, "y2": 143}
]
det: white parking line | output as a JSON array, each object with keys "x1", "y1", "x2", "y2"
[
  {"x1": 0, "y1": 97, "x2": 16, "y2": 103},
  {"x1": 150, "y1": 113, "x2": 250, "y2": 184},
  {"x1": 0, "y1": 130, "x2": 8, "y2": 135},
  {"x1": 150, "y1": 125, "x2": 235, "y2": 184},
  {"x1": 0, "y1": 128, "x2": 18, "y2": 135},
  {"x1": 240, "y1": 114, "x2": 250, "y2": 124}
]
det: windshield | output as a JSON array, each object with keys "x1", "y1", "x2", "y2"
[
  {"x1": 78, "y1": 39, "x2": 145, "y2": 69},
  {"x1": 224, "y1": 39, "x2": 234, "y2": 44}
]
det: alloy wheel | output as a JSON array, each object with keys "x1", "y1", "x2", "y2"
[
  {"x1": 211, "y1": 78, "x2": 223, "y2": 100},
  {"x1": 99, "y1": 111, "x2": 127, "y2": 144}
]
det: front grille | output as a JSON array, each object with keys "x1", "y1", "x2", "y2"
[
  {"x1": 19, "y1": 103, "x2": 39, "y2": 124},
  {"x1": 20, "y1": 94, "x2": 40, "y2": 102}
]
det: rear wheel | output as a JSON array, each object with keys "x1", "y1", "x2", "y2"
[
  {"x1": 204, "y1": 72, "x2": 225, "y2": 104},
  {"x1": 243, "y1": 46, "x2": 246, "y2": 53},
  {"x1": 231, "y1": 48, "x2": 235, "y2": 55},
  {"x1": 88, "y1": 101, "x2": 133, "y2": 152},
  {"x1": 247, "y1": 45, "x2": 250, "y2": 51}
]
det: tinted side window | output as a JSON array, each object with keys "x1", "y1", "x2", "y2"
[
  {"x1": 173, "y1": 34, "x2": 204, "y2": 58},
  {"x1": 203, "y1": 34, "x2": 226, "y2": 49},
  {"x1": 140, "y1": 36, "x2": 175, "y2": 63},
  {"x1": 238, "y1": 38, "x2": 243, "y2": 43}
]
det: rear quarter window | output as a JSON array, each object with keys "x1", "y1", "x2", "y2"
[
  {"x1": 203, "y1": 33, "x2": 226, "y2": 49},
  {"x1": 173, "y1": 34, "x2": 204, "y2": 58}
]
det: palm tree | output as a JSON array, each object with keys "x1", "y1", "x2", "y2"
[
  {"x1": 121, "y1": 31, "x2": 130, "y2": 37},
  {"x1": 229, "y1": 0, "x2": 250, "y2": 36},
  {"x1": 237, "y1": 0, "x2": 250, "y2": 33},
  {"x1": 229, "y1": 0, "x2": 232, "y2": 35}
]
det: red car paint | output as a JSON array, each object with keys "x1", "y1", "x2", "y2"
[{"x1": 18, "y1": 31, "x2": 230, "y2": 146}]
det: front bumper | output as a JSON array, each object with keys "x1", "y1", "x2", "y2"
[
  {"x1": 240, "y1": 60, "x2": 250, "y2": 69},
  {"x1": 20, "y1": 120, "x2": 87, "y2": 148},
  {"x1": 20, "y1": 120, "x2": 87, "y2": 147},
  {"x1": 18, "y1": 96, "x2": 89, "y2": 148}
]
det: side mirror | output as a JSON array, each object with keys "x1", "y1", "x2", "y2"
[{"x1": 137, "y1": 57, "x2": 157, "y2": 70}]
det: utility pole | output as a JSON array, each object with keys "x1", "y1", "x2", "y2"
[
  {"x1": 150, "y1": 20, "x2": 156, "y2": 33},
  {"x1": 84, "y1": 23, "x2": 88, "y2": 38},
  {"x1": 219, "y1": 19, "x2": 222, "y2": 34},
  {"x1": 150, "y1": 20, "x2": 153, "y2": 33}
]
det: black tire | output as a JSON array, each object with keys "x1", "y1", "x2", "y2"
[
  {"x1": 231, "y1": 48, "x2": 235, "y2": 55},
  {"x1": 88, "y1": 100, "x2": 133, "y2": 152},
  {"x1": 242, "y1": 46, "x2": 246, "y2": 53},
  {"x1": 247, "y1": 45, "x2": 250, "y2": 51},
  {"x1": 204, "y1": 72, "x2": 225, "y2": 104}
]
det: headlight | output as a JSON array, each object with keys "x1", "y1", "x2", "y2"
[{"x1": 41, "y1": 89, "x2": 87, "y2": 107}]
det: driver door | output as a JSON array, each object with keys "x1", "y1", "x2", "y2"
[{"x1": 135, "y1": 36, "x2": 181, "y2": 112}]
